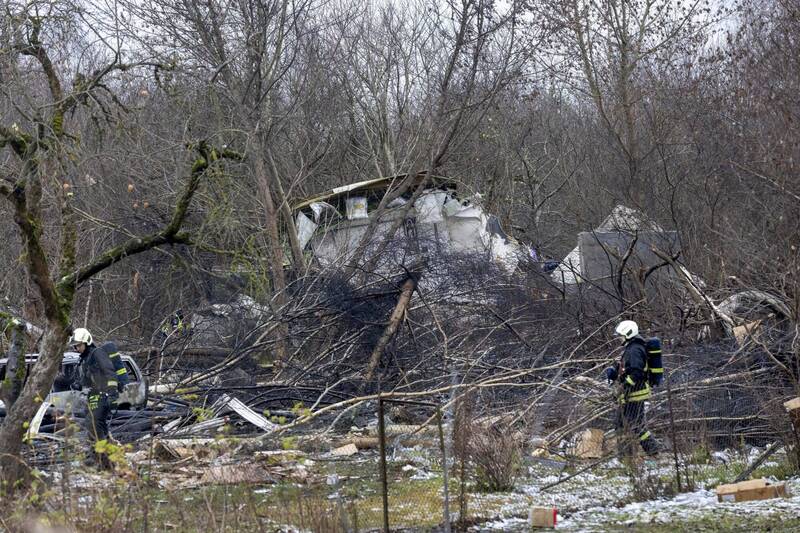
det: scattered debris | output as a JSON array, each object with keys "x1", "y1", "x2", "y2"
[
  {"x1": 331, "y1": 443, "x2": 359, "y2": 457},
  {"x1": 198, "y1": 464, "x2": 275, "y2": 486},
  {"x1": 716, "y1": 478, "x2": 790, "y2": 503},
  {"x1": 337, "y1": 436, "x2": 380, "y2": 449},
  {"x1": 529, "y1": 506, "x2": 558, "y2": 528},
  {"x1": 574, "y1": 428, "x2": 604, "y2": 459}
]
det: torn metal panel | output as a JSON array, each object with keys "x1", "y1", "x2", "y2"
[
  {"x1": 172, "y1": 417, "x2": 228, "y2": 436},
  {"x1": 295, "y1": 210, "x2": 317, "y2": 250},
  {"x1": 552, "y1": 205, "x2": 679, "y2": 285},
  {"x1": 292, "y1": 173, "x2": 450, "y2": 212},
  {"x1": 215, "y1": 393, "x2": 277, "y2": 432},
  {"x1": 718, "y1": 290, "x2": 793, "y2": 322},
  {"x1": 577, "y1": 230, "x2": 678, "y2": 282},
  {"x1": 25, "y1": 401, "x2": 51, "y2": 440}
]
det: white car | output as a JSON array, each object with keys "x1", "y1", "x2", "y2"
[{"x1": 0, "y1": 351, "x2": 148, "y2": 412}]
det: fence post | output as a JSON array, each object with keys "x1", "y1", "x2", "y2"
[
  {"x1": 666, "y1": 374, "x2": 682, "y2": 492},
  {"x1": 436, "y1": 407, "x2": 452, "y2": 533},
  {"x1": 378, "y1": 396, "x2": 389, "y2": 533}
]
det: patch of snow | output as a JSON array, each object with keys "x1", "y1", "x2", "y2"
[{"x1": 472, "y1": 517, "x2": 528, "y2": 530}]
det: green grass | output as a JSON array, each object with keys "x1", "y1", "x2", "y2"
[
  {"x1": 687, "y1": 456, "x2": 798, "y2": 489},
  {"x1": 10, "y1": 449, "x2": 798, "y2": 532},
  {"x1": 604, "y1": 515, "x2": 800, "y2": 532}
]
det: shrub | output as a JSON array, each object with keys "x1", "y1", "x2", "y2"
[{"x1": 467, "y1": 426, "x2": 522, "y2": 492}]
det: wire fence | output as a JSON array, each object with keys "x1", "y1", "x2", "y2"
[{"x1": 351, "y1": 346, "x2": 800, "y2": 532}]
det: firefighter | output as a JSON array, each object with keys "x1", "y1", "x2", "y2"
[
  {"x1": 160, "y1": 309, "x2": 189, "y2": 338},
  {"x1": 606, "y1": 320, "x2": 658, "y2": 459},
  {"x1": 69, "y1": 327, "x2": 119, "y2": 468}
]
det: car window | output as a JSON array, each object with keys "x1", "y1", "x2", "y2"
[
  {"x1": 123, "y1": 360, "x2": 138, "y2": 382},
  {"x1": 53, "y1": 362, "x2": 78, "y2": 392}
]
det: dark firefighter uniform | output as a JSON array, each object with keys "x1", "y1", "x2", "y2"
[
  {"x1": 75, "y1": 343, "x2": 119, "y2": 462},
  {"x1": 614, "y1": 335, "x2": 658, "y2": 457},
  {"x1": 101, "y1": 341, "x2": 130, "y2": 392}
]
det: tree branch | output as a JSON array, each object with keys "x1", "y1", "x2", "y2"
[
  {"x1": 0, "y1": 124, "x2": 33, "y2": 157},
  {"x1": 57, "y1": 142, "x2": 238, "y2": 289}
]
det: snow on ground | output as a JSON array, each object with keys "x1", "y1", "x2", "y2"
[
  {"x1": 475, "y1": 478, "x2": 800, "y2": 532},
  {"x1": 468, "y1": 454, "x2": 800, "y2": 532}
]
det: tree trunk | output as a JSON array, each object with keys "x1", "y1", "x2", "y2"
[
  {"x1": 254, "y1": 146, "x2": 289, "y2": 367},
  {"x1": 0, "y1": 321, "x2": 68, "y2": 488},
  {"x1": 267, "y1": 150, "x2": 306, "y2": 273},
  {"x1": 0, "y1": 322, "x2": 27, "y2": 408}
]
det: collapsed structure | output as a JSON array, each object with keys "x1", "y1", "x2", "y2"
[
  {"x1": 292, "y1": 174, "x2": 525, "y2": 274},
  {"x1": 551, "y1": 205, "x2": 679, "y2": 287}
]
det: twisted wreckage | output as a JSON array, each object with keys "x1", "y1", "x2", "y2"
[
  {"x1": 292, "y1": 174, "x2": 527, "y2": 274},
  {"x1": 0, "y1": 176, "x2": 796, "y2": 493}
]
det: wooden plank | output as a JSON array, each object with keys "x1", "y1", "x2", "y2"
[
  {"x1": 331, "y1": 443, "x2": 359, "y2": 456},
  {"x1": 744, "y1": 484, "x2": 788, "y2": 501},
  {"x1": 717, "y1": 478, "x2": 767, "y2": 496},
  {"x1": 783, "y1": 397, "x2": 800, "y2": 412}
]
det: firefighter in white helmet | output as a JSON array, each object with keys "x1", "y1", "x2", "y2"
[
  {"x1": 68, "y1": 327, "x2": 119, "y2": 468},
  {"x1": 605, "y1": 320, "x2": 658, "y2": 459}
]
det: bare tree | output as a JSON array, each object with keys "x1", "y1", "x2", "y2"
[{"x1": 0, "y1": 1, "x2": 236, "y2": 485}]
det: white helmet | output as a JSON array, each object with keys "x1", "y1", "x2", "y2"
[
  {"x1": 615, "y1": 320, "x2": 638, "y2": 341},
  {"x1": 70, "y1": 327, "x2": 93, "y2": 346}
]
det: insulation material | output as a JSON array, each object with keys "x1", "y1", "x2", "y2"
[
  {"x1": 295, "y1": 211, "x2": 317, "y2": 251},
  {"x1": 414, "y1": 191, "x2": 447, "y2": 224},
  {"x1": 490, "y1": 233, "x2": 519, "y2": 272},
  {"x1": 345, "y1": 196, "x2": 368, "y2": 219},
  {"x1": 574, "y1": 428, "x2": 604, "y2": 458},
  {"x1": 447, "y1": 216, "x2": 488, "y2": 253},
  {"x1": 297, "y1": 186, "x2": 522, "y2": 274}
]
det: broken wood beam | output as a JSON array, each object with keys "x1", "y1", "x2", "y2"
[
  {"x1": 364, "y1": 270, "x2": 422, "y2": 382},
  {"x1": 651, "y1": 246, "x2": 736, "y2": 335}
]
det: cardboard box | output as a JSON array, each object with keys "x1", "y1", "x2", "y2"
[
  {"x1": 716, "y1": 478, "x2": 790, "y2": 502},
  {"x1": 529, "y1": 506, "x2": 557, "y2": 528}
]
